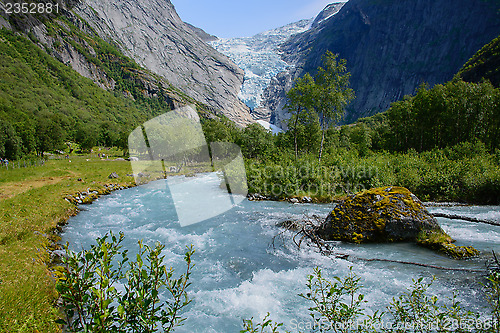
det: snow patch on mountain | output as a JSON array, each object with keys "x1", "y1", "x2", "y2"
[{"x1": 209, "y1": 19, "x2": 313, "y2": 111}]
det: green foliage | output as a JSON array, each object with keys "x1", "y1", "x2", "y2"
[
  {"x1": 388, "y1": 277, "x2": 479, "y2": 332},
  {"x1": 238, "y1": 123, "x2": 276, "y2": 160},
  {"x1": 0, "y1": 28, "x2": 160, "y2": 157},
  {"x1": 384, "y1": 80, "x2": 500, "y2": 152},
  {"x1": 285, "y1": 52, "x2": 355, "y2": 161},
  {"x1": 285, "y1": 73, "x2": 318, "y2": 158},
  {"x1": 485, "y1": 265, "x2": 500, "y2": 333},
  {"x1": 0, "y1": 12, "x2": 209, "y2": 159},
  {"x1": 202, "y1": 117, "x2": 241, "y2": 144},
  {"x1": 56, "y1": 232, "x2": 194, "y2": 332},
  {"x1": 244, "y1": 268, "x2": 500, "y2": 333},
  {"x1": 314, "y1": 52, "x2": 355, "y2": 128},
  {"x1": 0, "y1": 120, "x2": 22, "y2": 160},
  {"x1": 458, "y1": 34, "x2": 500, "y2": 87},
  {"x1": 241, "y1": 313, "x2": 286, "y2": 333},
  {"x1": 300, "y1": 267, "x2": 367, "y2": 333},
  {"x1": 244, "y1": 141, "x2": 500, "y2": 204}
]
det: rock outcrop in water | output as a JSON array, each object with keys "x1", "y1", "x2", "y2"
[
  {"x1": 316, "y1": 187, "x2": 442, "y2": 243},
  {"x1": 263, "y1": 0, "x2": 500, "y2": 127},
  {"x1": 315, "y1": 186, "x2": 479, "y2": 259}
]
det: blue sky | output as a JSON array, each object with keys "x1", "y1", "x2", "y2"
[{"x1": 170, "y1": 0, "x2": 341, "y2": 38}]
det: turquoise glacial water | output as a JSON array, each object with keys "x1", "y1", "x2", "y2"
[{"x1": 61, "y1": 174, "x2": 500, "y2": 332}]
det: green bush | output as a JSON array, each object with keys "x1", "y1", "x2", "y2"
[{"x1": 56, "y1": 232, "x2": 194, "y2": 332}]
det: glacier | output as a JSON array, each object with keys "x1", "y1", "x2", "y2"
[{"x1": 209, "y1": 19, "x2": 313, "y2": 111}]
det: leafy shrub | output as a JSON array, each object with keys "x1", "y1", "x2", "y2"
[{"x1": 56, "y1": 232, "x2": 194, "y2": 332}]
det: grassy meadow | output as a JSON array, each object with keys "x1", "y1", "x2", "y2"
[{"x1": 0, "y1": 153, "x2": 136, "y2": 332}]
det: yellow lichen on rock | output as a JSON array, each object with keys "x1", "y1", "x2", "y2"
[
  {"x1": 317, "y1": 186, "x2": 442, "y2": 244},
  {"x1": 439, "y1": 243, "x2": 480, "y2": 259},
  {"x1": 352, "y1": 232, "x2": 364, "y2": 244}
]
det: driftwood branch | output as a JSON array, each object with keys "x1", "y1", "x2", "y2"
[
  {"x1": 359, "y1": 257, "x2": 485, "y2": 272},
  {"x1": 433, "y1": 213, "x2": 500, "y2": 226}
]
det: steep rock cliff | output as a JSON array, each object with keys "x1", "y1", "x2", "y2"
[
  {"x1": 263, "y1": 0, "x2": 500, "y2": 127},
  {"x1": 311, "y1": 2, "x2": 346, "y2": 28},
  {"x1": 75, "y1": 0, "x2": 253, "y2": 126},
  {"x1": 185, "y1": 22, "x2": 218, "y2": 43},
  {"x1": 0, "y1": 0, "x2": 217, "y2": 116}
]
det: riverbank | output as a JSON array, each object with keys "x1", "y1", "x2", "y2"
[
  {"x1": 1, "y1": 154, "x2": 498, "y2": 331},
  {"x1": 0, "y1": 155, "x2": 215, "y2": 331},
  {"x1": 58, "y1": 179, "x2": 500, "y2": 332},
  {"x1": 0, "y1": 156, "x2": 139, "y2": 332}
]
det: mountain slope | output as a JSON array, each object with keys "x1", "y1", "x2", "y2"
[
  {"x1": 75, "y1": 0, "x2": 253, "y2": 126},
  {"x1": 311, "y1": 2, "x2": 346, "y2": 28},
  {"x1": 458, "y1": 34, "x2": 500, "y2": 87},
  {"x1": 185, "y1": 22, "x2": 218, "y2": 43},
  {"x1": 0, "y1": 2, "x2": 212, "y2": 158},
  {"x1": 263, "y1": 0, "x2": 500, "y2": 127}
]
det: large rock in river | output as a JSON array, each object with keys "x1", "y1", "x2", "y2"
[{"x1": 316, "y1": 186, "x2": 444, "y2": 243}]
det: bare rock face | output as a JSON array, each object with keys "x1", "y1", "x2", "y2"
[
  {"x1": 75, "y1": 0, "x2": 253, "y2": 126},
  {"x1": 316, "y1": 186, "x2": 443, "y2": 243},
  {"x1": 310, "y1": 2, "x2": 346, "y2": 29},
  {"x1": 263, "y1": 0, "x2": 500, "y2": 128},
  {"x1": 184, "y1": 22, "x2": 218, "y2": 43}
]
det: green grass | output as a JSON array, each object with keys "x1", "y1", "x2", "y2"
[{"x1": 0, "y1": 155, "x2": 137, "y2": 332}]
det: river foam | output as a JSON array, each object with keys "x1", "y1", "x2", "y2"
[{"x1": 61, "y1": 175, "x2": 499, "y2": 332}]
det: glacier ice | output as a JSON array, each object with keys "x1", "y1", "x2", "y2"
[{"x1": 209, "y1": 19, "x2": 313, "y2": 110}]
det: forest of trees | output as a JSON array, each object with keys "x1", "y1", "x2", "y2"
[
  {"x1": 1, "y1": 21, "x2": 500, "y2": 203},
  {"x1": 199, "y1": 49, "x2": 500, "y2": 204}
]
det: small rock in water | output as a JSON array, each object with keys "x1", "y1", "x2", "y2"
[
  {"x1": 248, "y1": 193, "x2": 267, "y2": 201},
  {"x1": 302, "y1": 196, "x2": 312, "y2": 203}
]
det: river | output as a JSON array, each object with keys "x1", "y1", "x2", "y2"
[{"x1": 60, "y1": 174, "x2": 500, "y2": 332}]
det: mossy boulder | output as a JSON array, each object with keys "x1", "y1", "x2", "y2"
[
  {"x1": 317, "y1": 186, "x2": 443, "y2": 243},
  {"x1": 315, "y1": 186, "x2": 479, "y2": 259}
]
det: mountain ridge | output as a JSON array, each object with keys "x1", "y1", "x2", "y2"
[
  {"x1": 458, "y1": 35, "x2": 500, "y2": 87},
  {"x1": 262, "y1": 0, "x2": 500, "y2": 128}
]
